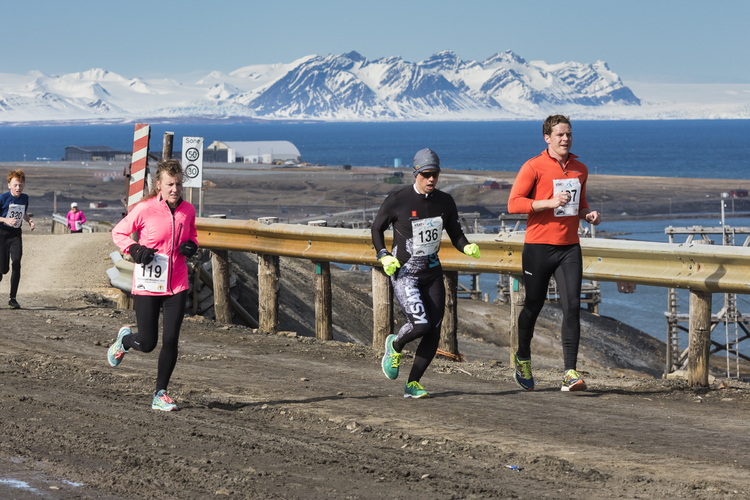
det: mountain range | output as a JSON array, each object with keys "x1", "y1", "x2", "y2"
[{"x1": 0, "y1": 50, "x2": 747, "y2": 123}]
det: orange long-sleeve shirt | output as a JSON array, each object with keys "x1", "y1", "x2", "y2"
[{"x1": 507, "y1": 149, "x2": 589, "y2": 245}]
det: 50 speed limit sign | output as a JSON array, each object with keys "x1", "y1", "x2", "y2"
[{"x1": 181, "y1": 136, "x2": 204, "y2": 188}]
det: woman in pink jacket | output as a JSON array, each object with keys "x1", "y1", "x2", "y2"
[
  {"x1": 108, "y1": 159, "x2": 198, "y2": 411},
  {"x1": 66, "y1": 202, "x2": 86, "y2": 233}
]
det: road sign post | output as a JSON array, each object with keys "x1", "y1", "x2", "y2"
[
  {"x1": 182, "y1": 137, "x2": 204, "y2": 189},
  {"x1": 182, "y1": 136, "x2": 204, "y2": 211}
]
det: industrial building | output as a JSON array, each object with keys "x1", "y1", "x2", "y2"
[
  {"x1": 66, "y1": 140, "x2": 302, "y2": 165},
  {"x1": 205, "y1": 140, "x2": 301, "y2": 164},
  {"x1": 65, "y1": 146, "x2": 130, "y2": 162}
]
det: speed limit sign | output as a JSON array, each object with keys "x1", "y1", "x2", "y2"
[
  {"x1": 181, "y1": 137, "x2": 204, "y2": 188},
  {"x1": 185, "y1": 147, "x2": 200, "y2": 162}
]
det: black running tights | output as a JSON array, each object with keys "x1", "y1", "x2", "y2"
[
  {"x1": 0, "y1": 232, "x2": 22, "y2": 299},
  {"x1": 391, "y1": 271, "x2": 445, "y2": 383},
  {"x1": 123, "y1": 291, "x2": 187, "y2": 392},
  {"x1": 517, "y1": 243, "x2": 582, "y2": 371}
]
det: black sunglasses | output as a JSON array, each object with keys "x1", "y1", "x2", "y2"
[{"x1": 419, "y1": 171, "x2": 439, "y2": 179}]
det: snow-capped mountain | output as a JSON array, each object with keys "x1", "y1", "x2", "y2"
[{"x1": 0, "y1": 50, "x2": 747, "y2": 123}]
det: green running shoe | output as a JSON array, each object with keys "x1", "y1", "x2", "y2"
[
  {"x1": 8, "y1": 298, "x2": 20, "y2": 309},
  {"x1": 152, "y1": 390, "x2": 178, "y2": 411},
  {"x1": 561, "y1": 369, "x2": 587, "y2": 392},
  {"x1": 404, "y1": 381, "x2": 429, "y2": 399},
  {"x1": 107, "y1": 326, "x2": 131, "y2": 368},
  {"x1": 513, "y1": 353, "x2": 534, "y2": 391},
  {"x1": 381, "y1": 334, "x2": 401, "y2": 380}
]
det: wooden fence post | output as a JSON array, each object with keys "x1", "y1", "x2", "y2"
[
  {"x1": 162, "y1": 131, "x2": 174, "y2": 160},
  {"x1": 212, "y1": 250, "x2": 232, "y2": 323},
  {"x1": 372, "y1": 267, "x2": 393, "y2": 349},
  {"x1": 257, "y1": 217, "x2": 281, "y2": 334},
  {"x1": 688, "y1": 289, "x2": 712, "y2": 387},
  {"x1": 509, "y1": 275, "x2": 525, "y2": 366},
  {"x1": 115, "y1": 289, "x2": 133, "y2": 310},
  {"x1": 308, "y1": 220, "x2": 332, "y2": 340},
  {"x1": 259, "y1": 254, "x2": 280, "y2": 333},
  {"x1": 314, "y1": 262, "x2": 333, "y2": 340},
  {"x1": 439, "y1": 270, "x2": 459, "y2": 355}
]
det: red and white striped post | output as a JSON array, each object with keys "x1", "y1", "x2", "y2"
[{"x1": 127, "y1": 123, "x2": 151, "y2": 213}]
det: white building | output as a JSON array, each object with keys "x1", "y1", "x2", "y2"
[{"x1": 205, "y1": 140, "x2": 301, "y2": 164}]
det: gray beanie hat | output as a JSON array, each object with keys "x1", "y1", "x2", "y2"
[{"x1": 412, "y1": 148, "x2": 440, "y2": 177}]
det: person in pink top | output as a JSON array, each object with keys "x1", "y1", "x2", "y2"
[
  {"x1": 66, "y1": 202, "x2": 86, "y2": 233},
  {"x1": 107, "y1": 159, "x2": 198, "y2": 411}
]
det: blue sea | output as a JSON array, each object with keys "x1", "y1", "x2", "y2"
[
  {"x1": 1, "y1": 120, "x2": 749, "y2": 178},
  {"x1": 2, "y1": 119, "x2": 749, "y2": 363}
]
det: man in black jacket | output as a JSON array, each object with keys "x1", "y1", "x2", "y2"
[{"x1": 371, "y1": 148, "x2": 480, "y2": 398}]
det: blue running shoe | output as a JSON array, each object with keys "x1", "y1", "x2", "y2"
[
  {"x1": 381, "y1": 334, "x2": 401, "y2": 380},
  {"x1": 107, "y1": 326, "x2": 131, "y2": 368},
  {"x1": 561, "y1": 369, "x2": 587, "y2": 392},
  {"x1": 513, "y1": 353, "x2": 534, "y2": 391},
  {"x1": 404, "y1": 381, "x2": 429, "y2": 399},
  {"x1": 152, "y1": 390, "x2": 178, "y2": 411}
]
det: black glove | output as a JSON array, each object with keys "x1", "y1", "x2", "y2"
[
  {"x1": 128, "y1": 244, "x2": 157, "y2": 266},
  {"x1": 179, "y1": 240, "x2": 198, "y2": 258}
]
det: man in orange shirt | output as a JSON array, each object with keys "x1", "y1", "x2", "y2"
[{"x1": 507, "y1": 115, "x2": 601, "y2": 392}]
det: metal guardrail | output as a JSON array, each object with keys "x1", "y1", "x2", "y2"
[
  {"x1": 52, "y1": 213, "x2": 93, "y2": 233},
  {"x1": 106, "y1": 251, "x2": 134, "y2": 293},
  {"x1": 104, "y1": 216, "x2": 747, "y2": 385},
  {"x1": 195, "y1": 218, "x2": 750, "y2": 294},
  {"x1": 106, "y1": 249, "x2": 259, "y2": 328}
]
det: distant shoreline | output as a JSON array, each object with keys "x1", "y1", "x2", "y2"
[
  {"x1": 602, "y1": 211, "x2": 750, "y2": 223},
  {"x1": 2, "y1": 117, "x2": 750, "y2": 128}
]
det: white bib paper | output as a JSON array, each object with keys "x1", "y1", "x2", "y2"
[
  {"x1": 6, "y1": 203, "x2": 25, "y2": 228},
  {"x1": 133, "y1": 253, "x2": 169, "y2": 293},
  {"x1": 553, "y1": 178, "x2": 581, "y2": 217},
  {"x1": 411, "y1": 216, "x2": 443, "y2": 256},
  {"x1": 74, "y1": 220, "x2": 82, "y2": 231}
]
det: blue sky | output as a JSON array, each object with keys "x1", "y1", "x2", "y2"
[{"x1": 3, "y1": 0, "x2": 748, "y2": 84}]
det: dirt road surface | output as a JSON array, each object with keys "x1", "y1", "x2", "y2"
[{"x1": 0, "y1": 233, "x2": 749, "y2": 499}]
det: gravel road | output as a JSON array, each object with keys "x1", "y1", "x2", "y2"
[{"x1": 1, "y1": 233, "x2": 749, "y2": 499}]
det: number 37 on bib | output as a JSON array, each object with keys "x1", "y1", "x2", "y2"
[{"x1": 553, "y1": 178, "x2": 581, "y2": 217}]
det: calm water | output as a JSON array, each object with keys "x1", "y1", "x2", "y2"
[
  {"x1": 2, "y1": 119, "x2": 749, "y2": 357},
  {"x1": 1, "y1": 120, "x2": 749, "y2": 178}
]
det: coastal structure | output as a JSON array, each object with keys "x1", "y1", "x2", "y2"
[
  {"x1": 205, "y1": 140, "x2": 301, "y2": 164},
  {"x1": 65, "y1": 145, "x2": 130, "y2": 162},
  {"x1": 664, "y1": 223, "x2": 750, "y2": 379}
]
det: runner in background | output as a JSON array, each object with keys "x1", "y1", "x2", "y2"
[
  {"x1": 108, "y1": 159, "x2": 198, "y2": 411},
  {"x1": 66, "y1": 202, "x2": 86, "y2": 233},
  {"x1": 508, "y1": 115, "x2": 601, "y2": 392},
  {"x1": 372, "y1": 148, "x2": 480, "y2": 399},
  {"x1": 0, "y1": 170, "x2": 35, "y2": 309}
]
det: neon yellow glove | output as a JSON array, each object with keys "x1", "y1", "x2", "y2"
[
  {"x1": 379, "y1": 255, "x2": 401, "y2": 276},
  {"x1": 463, "y1": 243, "x2": 480, "y2": 259}
]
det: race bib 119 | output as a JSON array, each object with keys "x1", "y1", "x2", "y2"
[{"x1": 133, "y1": 253, "x2": 170, "y2": 293}]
